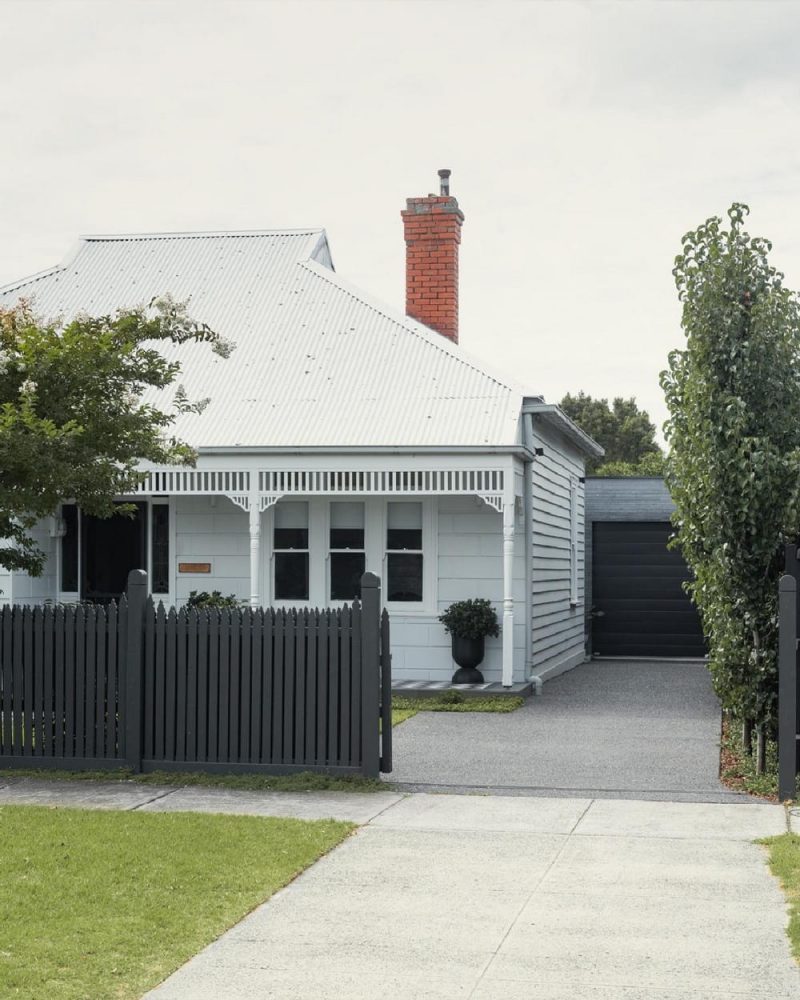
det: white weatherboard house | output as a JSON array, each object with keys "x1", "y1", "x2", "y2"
[{"x1": 0, "y1": 173, "x2": 601, "y2": 688}]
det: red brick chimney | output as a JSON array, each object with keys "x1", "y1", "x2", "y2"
[{"x1": 401, "y1": 168, "x2": 464, "y2": 344}]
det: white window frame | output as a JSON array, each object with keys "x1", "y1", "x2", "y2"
[
  {"x1": 264, "y1": 497, "x2": 437, "y2": 613},
  {"x1": 381, "y1": 498, "x2": 437, "y2": 616},
  {"x1": 271, "y1": 499, "x2": 312, "y2": 605},
  {"x1": 327, "y1": 500, "x2": 367, "y2": 605}
]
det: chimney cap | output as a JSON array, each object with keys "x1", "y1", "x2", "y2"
[{"x1": 438, "y1": 168, "x2": 451, "y2": 196}]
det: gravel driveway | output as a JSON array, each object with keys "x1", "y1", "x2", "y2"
[{"x1": 387, "y1": 659, "x2": 744, "y2": 802}]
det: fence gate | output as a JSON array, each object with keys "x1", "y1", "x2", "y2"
[{"x1": 0, "y1": 571, "x2": 391, "y2": 778}]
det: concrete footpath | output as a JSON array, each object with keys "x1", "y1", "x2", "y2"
[
  {"x1": 131, "y1": 791, "x2": 797, "y2": 1000},
  {"x1": 3, "y1": 780, "x2": 799, "y2": 998}
]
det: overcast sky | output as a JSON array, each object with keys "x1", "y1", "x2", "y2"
[{"x1": 2, "y1": 0, "x2": 799, "y2": 438}]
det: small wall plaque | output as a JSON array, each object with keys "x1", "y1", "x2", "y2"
[{"x1": 178, "y1": 562, "x2": 212, "y2": 574}]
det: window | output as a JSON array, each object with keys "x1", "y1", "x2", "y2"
[
  {"x1": 329, "y1": 502, "x2": 365, "y2": 600},
  {"x1": 61, "y1": 504, "x2": 79, "y2": 592},
  {"x1": 151, "y1": 504, "x2": 170, "y2": 594},
  {"x1": 569, "y1": 477, "x2": 578, "y2": 606},
  {"x1": 274, "y1": 501, "x2": 309, "y2": 600},
  {"x1": 386, "y1": 502, "x2": 423, "y2": 602}
]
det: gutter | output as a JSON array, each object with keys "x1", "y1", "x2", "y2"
[
  {"x1": 194, "y1": 444, "x2": 536, "y2": 460},
  {"x1": 521, "y1": 402, "x2": 604, "y2": 460}
]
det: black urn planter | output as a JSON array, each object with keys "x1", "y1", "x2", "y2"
[{"x1": 451, "y1": 634, "x2": 486, "y2": 684}]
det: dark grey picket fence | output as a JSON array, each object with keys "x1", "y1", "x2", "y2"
[
  {"x1": 777, "y1": 545, "x2": 800, "y2": 800},
  {"x1": 0, "y1": 570, "x2": 392, "y2": 777}
]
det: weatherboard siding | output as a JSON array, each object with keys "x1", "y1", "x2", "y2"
[
  {"x1": 391, "y1": 495, "x2": 526, "y2": 684},
  {"x1": 530, "y1": 420, "x2": 586, "y2": 681}
]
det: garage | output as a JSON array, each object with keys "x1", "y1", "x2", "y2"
[
  {"x1": 591, "y1": 521, "x2": 705, "y2": 658},
  {"x1": 585, "y1": 478, "x2": 706, "y2": 659}
]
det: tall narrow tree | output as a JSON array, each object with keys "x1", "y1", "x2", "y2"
[{"x1": 661, "y1": 204, "x2": 800, "y2": 741}]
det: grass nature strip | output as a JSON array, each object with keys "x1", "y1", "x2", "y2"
[
  {"x1": 762, "y1": 834, "x2": 800, "y2": 963},
  {"x1": 0, "y1": 768, "x2": 385, "y2": 793},
  {"x1": 0, "y1": 805, "x2": 352, "y2": 1000}
]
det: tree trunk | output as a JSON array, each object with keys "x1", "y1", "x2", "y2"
[
  {"x1": 742, "y1": 718, "x2": 753, "y2": 755},
  {"x1": 756, "y1": 727, "x2": 766, "y2": 775}
]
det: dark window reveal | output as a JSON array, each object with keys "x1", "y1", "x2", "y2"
[
  {"x1": 387, "y1": 554, "x2": 423, "y2": 602},
  {"x1": 275, "y1": 553, "x2": 309, "y2": 600},
  {"x1": 151, "y1": 504, "x2": 170, "y2": 594},
  {"x1": 331, "y1": 552, "x2": 365, "y2": 601},
  {"x1": 61, "y1": 504, "x2": 79, "y2": 592}
]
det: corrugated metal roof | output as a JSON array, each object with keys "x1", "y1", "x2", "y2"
[{"x1": 0, "y1": 229, "x2": 524, "y2": 449}]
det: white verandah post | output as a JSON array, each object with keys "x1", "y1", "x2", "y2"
[
  {"x1": 248, "y1": 487, "x2": 261, "y2": 607},
  {"x1": 502, "y1": 497, "x2": 515, "y2": 688}
]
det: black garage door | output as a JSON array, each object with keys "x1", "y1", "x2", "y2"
[{"x1": 592, "y1": 521, "x2": 706, "y2": 658}]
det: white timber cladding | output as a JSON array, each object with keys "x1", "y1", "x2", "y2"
[{"x1": 530, "y1": 418, "x2": 587, "y2": 682}]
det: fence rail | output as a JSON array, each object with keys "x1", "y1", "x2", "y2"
[{"x1": 0, "y1": 571, "x2": 391, "y2": 777}]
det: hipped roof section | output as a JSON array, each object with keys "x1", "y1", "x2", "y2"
[{"x1": 0, "y1": 229, "x2": 525, "y2": 450}]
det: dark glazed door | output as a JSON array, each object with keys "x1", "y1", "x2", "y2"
[
  {"x1": 81, "y1": 503, "x2": 147, "y2": 603},
  {"x1": 592, "y1": 521, "x2": 706, "y2": 658}
]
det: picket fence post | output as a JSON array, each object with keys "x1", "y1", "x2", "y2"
[
  {"x1": 359, "y1": 572, "x2": 381, "y2": 778},
  {"x1": 124, "y1": 569, "x2": 148, "y2": 773}
]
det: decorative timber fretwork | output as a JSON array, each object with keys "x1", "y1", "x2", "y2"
[
  {"x1": 135, "y1": 466, "x2": 512, "y2": 510},
  {"x1": 136, "y1": 469, "x2": 250, "y2": 496},
  {"x1": 258, "y1": 468, "x2": 505, "y2": 497},
  {"x1": 476, "y1": 493, "x2": 504, "y2": 513}
]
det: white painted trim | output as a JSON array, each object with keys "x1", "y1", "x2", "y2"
[{"x1": 382, "y1": 497, "x2": 438, "y2": 616}]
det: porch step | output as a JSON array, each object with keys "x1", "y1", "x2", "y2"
[{"x1": 392, "y1": 679, "x2": 533, "y2": 700}]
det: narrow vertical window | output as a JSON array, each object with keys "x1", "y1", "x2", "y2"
[
  {"x1": 274, "y1": 502, "x2": 309, "y2": 600},
  {"x1": 151, "y1": 504, "x2": 170, "y2": 594},
  {"x1": 61, "y1": 504, "x2": 78, "y2": 592},
  {"x1": 569, "y1": 477, "x2": 578, "y2": 606},
  {"x1": 386, "y1": 502, "x2": 423, "y2": 602},
  {"x1": 329, "y1": 501, "x2": 365, "y2": 601}
]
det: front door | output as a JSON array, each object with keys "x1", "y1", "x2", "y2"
[{"x1": 81, "y1": 503, "x2": 147, "y2": 603}]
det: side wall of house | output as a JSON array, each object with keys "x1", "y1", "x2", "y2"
[{"x1": 529, "y1": 419, "x2": 587, "y2": 682}]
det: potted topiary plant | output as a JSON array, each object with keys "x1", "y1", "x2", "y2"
[{"x1": 438, "y1": 599, "x2": 500, "y2": 684}]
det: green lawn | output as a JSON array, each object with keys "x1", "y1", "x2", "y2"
[
  {"x1": 392, "y1": 692, "x2": 524, "y2": 726},
  {"x1": 762, "y1": 833, "x2": 800, "y2": 962},
  {"x1": 0, "y1": 805, "x2": 352, "y2": 1000},
  {"x1": 0, "y1": 768, "x2": 385, "y2": 793}
]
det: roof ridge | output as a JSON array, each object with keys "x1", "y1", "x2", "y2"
[{"x1": 79, "y1": 228, "x2": 325, "y2": 241}]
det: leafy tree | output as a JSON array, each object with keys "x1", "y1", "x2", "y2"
[
  {"x1": 0, "y1": 296, "x2": 232, "y2": 576},
  {"x1": 592, "y1": 452, "x2": 666, "y2": 478},
  {"x1": 559, "y1": 392, "x2": 661, "y2": 474},
  {"x1": 661, "y1": 203, "x2": 800, "y2": 738}
]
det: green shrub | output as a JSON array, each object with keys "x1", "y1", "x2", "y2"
[
  {"x1": 186, "y1": 590, "x2": 240, "y2": 610},
  {"x1": 438, "y1": 599, "x2": 499, "y2": 640}
]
